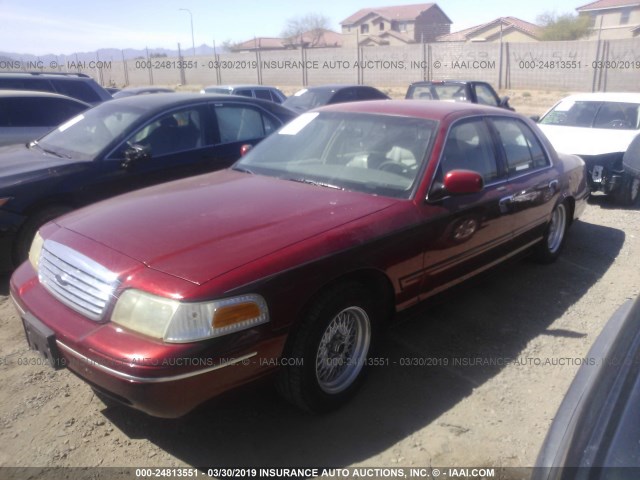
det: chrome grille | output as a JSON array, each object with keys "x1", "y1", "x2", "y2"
[{"x1": 38, "y1": 240, "x2": 119, "y2": 321}]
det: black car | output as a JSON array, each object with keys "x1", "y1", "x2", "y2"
[
  {"x1": 0, "y1": 93, "x2": 296, "y2": 269},
  {"x1": 282, "y1": 84, "x2": 390, "y2": 113},
  {"x1": 405, "y1": 80, "x2": 513, "y2": 110},
  {"x1": 0, "y1": 72, "x2": 113, "y2": 105},
  {"x1": 534, "y1": 296, "x2": 640, "y2": 476}
]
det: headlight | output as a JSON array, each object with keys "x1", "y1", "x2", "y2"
[
  {"x1": 111, "y1": 290, "x2": 269, "y2": 343},
  {"x1": 28, "y1": 231, "x2": 44, "y2": 270}
]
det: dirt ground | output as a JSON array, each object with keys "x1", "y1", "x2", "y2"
[{"x1": 2, "y1": 90, "x2": 638, "y2": 473}]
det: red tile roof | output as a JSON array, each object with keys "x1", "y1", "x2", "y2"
[
  {"x1": 341, "y1": 3, "x2": 447, "y2": 24},
  {"x1": 233, "y1": 37, "x2": 286, "y2": 50},
  {"x1": 437, "y1": 16, "x2": 541, "y2": 41},
  {"x1": 577, "y1": 0, "x2": 640, "y2": 11}
]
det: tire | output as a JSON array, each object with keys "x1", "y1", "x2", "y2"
[
  {"x1": 612, "y1": 173, "x2": 640, "y2": 206},
  {"x1": 533, "y1": 201, "x2": 568, "y2": 264},
  {"x1": 276, "y1": 282, "x2": 378, "y2": 413},
  {"x1": 14, "y1": 206, "x2": 72, "y2": 266}
]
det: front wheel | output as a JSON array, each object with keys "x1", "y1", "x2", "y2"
[
  {"x1": 533, "y1": 202, "x2": 568, "y2": 264},
  {"x1": 276, "y1": 282, "x2": 378, "y2": 413},
  {"x1": 613, "y1": 173, "x2": 640, "y2": 206}
]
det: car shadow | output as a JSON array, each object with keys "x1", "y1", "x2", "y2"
[
  {"x1": 101, "y1": 219, "x2": 624, "y2": 468},
  {"x1": 587, "y1": 193, "x2": 640, "y2": 211}
]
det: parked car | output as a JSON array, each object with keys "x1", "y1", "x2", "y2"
[
  {"x1": 12, "y1": 100, "x2": 588, "y2": 418},
  {"x1": 112, "y1": 87, "x2": 175, "y2": 98},
  {"x1": 0, "y1": 90, "x2": 90, "y2": 146},
  {"x1": 405, "y1": 80, "x2": 514, "y2": 110},
  {"x1": 105, "y1": 87, "x2": 121, "y2": 95},
  {"x1": 0, "y1": 72, "x2": 112, "y2": 105},
  {"x1": 0, "y1": 93, "x2": 296, "y2": 270},
  {"x1": 282, "y1": 84, "x2": 390, "y2": 113},
  {"x1": 534, "y1": 295, "x2": 640, "y2": 476},
  {"x1": 537, "y1": 93, "x2": 640, "y2": 205},
  {"x1": 201, "y1": 85, "x2": 287, "y2": 104}
]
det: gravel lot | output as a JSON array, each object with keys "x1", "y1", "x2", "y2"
[{"x1": 1, "y1": 91, "x2": 638, "y2": 472}]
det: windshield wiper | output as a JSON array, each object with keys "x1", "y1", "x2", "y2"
[
  {"x1": 31, "y1": 142, "x2": 70, "y2": 159},
  {"x1": 285, "y1": 177, "x2": 343, "y2": 190},
  {"x1": 232, "y1": 166, "x2": 254, "y2": 174}
]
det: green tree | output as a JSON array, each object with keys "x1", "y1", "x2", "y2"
[{"x1": 537, "y1": 12, "x2": 591, "y2": 41}]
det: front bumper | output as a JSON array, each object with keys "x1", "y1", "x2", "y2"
[
  {"x1": 10, "y1": 262, "x2": 286, "y2": 418},
  {"x1": 581, "y1": 153, "x2": 624, "y2": 194}
]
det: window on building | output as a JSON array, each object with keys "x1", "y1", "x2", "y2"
[
  {"x1": 379, "y1": 22, "x2": 385, "y2": 31},
  {"x1": 621, "y1": 8, "x2": 631, "y2": 25},
  {"x1": 361, "y1": 24, "x2": 369, "y2": 34}
]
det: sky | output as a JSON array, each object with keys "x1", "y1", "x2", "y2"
[{"x1": 0, "y1": 0, "x2": 587, "y2": 56}]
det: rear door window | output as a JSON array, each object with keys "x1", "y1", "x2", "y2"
[
  {"x1": 51, "y1": 79, "x2": 102, "y2": 103},
  {"x1": 492, "y1": 118, "x2": 550, "y2": 175},
  {"x1": 474, "y1": 84, "x2": 499, "y2": 107},
  {"x1": 214, "y1": 104, "x2": 279, "y2": 143}
]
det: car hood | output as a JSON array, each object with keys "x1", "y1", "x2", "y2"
[
  {"x1": 538, "y1": 125, "x2": 639, "y2": 156},
  {"x1": 0, "y1": 143, "x2": 82, "y2": 185},
  {"x1": 57, "y1": 170, "x2": 398, "y2": 285}
]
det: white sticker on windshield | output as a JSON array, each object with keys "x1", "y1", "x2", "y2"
[
  {"x1": 554, "y1": 100, "x2": 575, "y2": 112},
  {"x1": 58, "y1": 114, "x2": 85, "y2": 132},
  {"x1": 293, "y1": 89, "x2": 308, "y2": 97},
  {"x1": 279, "y1": 112, "x2": 319, "y2": 136}
]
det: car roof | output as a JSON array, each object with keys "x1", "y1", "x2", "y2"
[
  {"x1": 204, "y1": 85, "x2": 278, "y2": 90},
  {"x1": 0, "y1": 71, "x2": 93, "y2": 80},
  {"x1": 300, "y1": 84, "x2": 373, "y2": 93},
  {"x1": 106, "y1": 92, "x2": 295, "y2": 115},
  {"x1": 0, "y1": 89, "x2": 90, "y2": 104},
  {"x1": 557, "y1": 92, "x2": 640, "y2": 103},
  {"x1": 118, "y1": 86, "x2": 174, "y2": 93},
  {"x1": 316, "y1": 99, "x2": 516, "y2": 120},
  {"x1": 410, "y1": 80, "x2": 474, "y2": 86}
]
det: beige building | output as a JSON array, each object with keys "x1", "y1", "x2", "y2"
[
  {"x1": 437, "y1": 17, "x2": 541, "y2": 42},
  {"x1": 340, "y1": 3, "x2": 452, "y2": 47},
  {"x1": 577, "y1": 0, "x2": 640, "y2": 39}
]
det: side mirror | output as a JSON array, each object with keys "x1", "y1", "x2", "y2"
[
  {"x1": 530, "y1": 115, "x2": 540, "y2": 123},
  {"x1": 240, "y1": 144, "x2": 253, "y2": 156},
  {"x1": 444, "y1": 169, "x2": 484, "y2": 195},
  {"x1": 122, "y1": 144, "x2": 151, "y2": 168}
]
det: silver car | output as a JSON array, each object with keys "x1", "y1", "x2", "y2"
[{"x1": 0, "y1": 90, "x2": 90, "y2": 147}]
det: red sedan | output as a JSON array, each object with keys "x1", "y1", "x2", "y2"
[{"x1": 11, "y1": 100, "x2": 588, "y2": 417}]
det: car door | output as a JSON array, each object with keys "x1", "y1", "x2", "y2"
[
  {"x1": 472, "y1": 83, "x2": 500, "y2": 107},
  {"x1": 419, "y1": 117, "x2": 516, "y2": 298},
  {"x1": 489, "y1": 116, "x2": 558, "y2": 247},
  {"x1": 78, "y1": 104, "x2": 216, "y2": 202}
]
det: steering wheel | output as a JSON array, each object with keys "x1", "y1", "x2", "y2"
[
  {"x1": 605, "y1": 119, "x2": 631, "y2": 129},
  {"x1": 378, "y1": 160, "x2": 406, "y2": 175}
]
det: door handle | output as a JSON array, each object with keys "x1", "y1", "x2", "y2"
[{"x1": 499, "y1": 195, "x2": 514, "y2": 213}]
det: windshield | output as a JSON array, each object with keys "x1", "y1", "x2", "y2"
[
  {"x1": 540, "y1": 100, "x2": 640, "y2": 130},
  {"x1": 36, "y1": 103, "x2": 148, "y2": 160},
  {"x1": 235, "y1": 111, "x2": 436, "y2": 199},
  {"x1": 408, "y1": 84, "x2": 468, "y2": 102},
  {"x1": 282, "y1": 89, "x2": 334, "y2": 112}
]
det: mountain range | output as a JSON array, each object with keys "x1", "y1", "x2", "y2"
[{"x1": 0, "y1": 44, "x2": 223, "y2": 65}]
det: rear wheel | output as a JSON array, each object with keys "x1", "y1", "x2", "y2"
[
  {"x1": 277, "y1": 282, "x2": 378, "y2": 413},
  {"x1": 613, "y1": 173, "x2": 640, "y2": 206},
  {"x1": 533, "y1": 202, "x2": 568, "y2": 264},
  {"x1": 14, "y1": 206, "x2": 71, "y2": 266}
]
